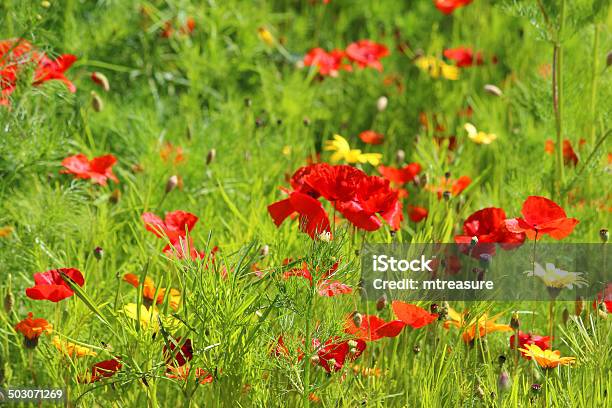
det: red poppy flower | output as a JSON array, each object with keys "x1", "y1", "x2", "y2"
[
  {"x1": 284, "y1": 261, "x2": 350, "y2": 297},
  {"x1": 443, "y1": 47, "x2": 483, "y2": 67},
  {"x1": 163, "y1": 338, "x2": 193, "y2": 367},
  {"x1": 317, "y1": 280, "x2": 352, "y2": 297},
  {"x1": 83, "y1": 358, "x2": 122, "y2": 383},
  {"x1": 391, "y1": 301, "x2": 438, "y2": 329},
  {"x1": 142, "y1": 210, "x2": 199, "y2": 244},
  {"x1": 408, "y1": 206, "x2": 428, "y2": 223},
  {"x1": 302, "y1": 164, "x2": 364, "y2": 203},
  {"x1": 504, "y1": 196, "x2": 579, "y2": 240},
  {"x1": 428, "y1": 175, "x2": 471, "y2": 199},
  {"x1": 15, "y1": 313, "x2": 53, "y2": 345},
  {"x1": 345, "y1": 40, "x2": 389, "y2": 71},
  {"x1": 510, "y1": 331, "x2": 551, "y2": 359},
  {"x1": 434, "y1": 0, "x2": 472, "y2": 15},
  {"x1": 25, "y1": 268, "x2": 84, "y2": 302},
  {"x1": 123, "y1": 273, "x2": 181, "y2": 310},
  {"x1": 544, "y1": 139, "x2": 582, "y2": 166},
  {"x1": 60, "y1": 154, "x2": 118, "y2": 186},
  {"x1": 594, "y1": 283, "x2": 612, "y2": 313},
  {"x1": 1, "y1": 38, "x2": 76, "y2": 105},
  {"x1": 268, "y1": 191, "x2": 331, "y2": 239},
  {"x1": 378, "y1": 163, "x2": 422, "y2": 185},
  {"x1": 303, "y1": 48, "x2": 352, "y2": 77},
  {"x1": 345, "y1": 314, "x2": 405, "y2": 341},
  {"x1": 359, "y1": 130, "x2": 384, "y2": 145},
  {"x1": 313, "y1": 337, "x2": 366, "y2": 373},
  {"x1": 454, "y1": 207, "x2": 525, "y2": 256}
]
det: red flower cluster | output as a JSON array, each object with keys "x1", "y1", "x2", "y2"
[
  {"x1": 378, "y1": 163, "x2": 422, "y2": 185},
  {"x1": 510, "y1": 331, "x2": 551, "y2": 359},
  {"x1": 303, "y1": 40, "x2": 389, "y2": 76},
  {"x1": 312, "y1": 337, "x2": 366, "y2": 373},
  {"x1": 443, "y1": 47, "x2": 485, "y2": 67},
  {"x1": 505, "y1": 196, "x2": 579, "y2": 240},
  {"x1": 284, "y1": 261, "x2": 352, "y2": 297},
  {"x1": 142, "y1": 210, "x2": 206, "y2": 259},
  {"x1": 434, "y1": 0, "x2": 472, "y2": 15},
  {"x1": 268, "y1": 163, "x2": 402, "y2": 238},
  {"x1": 1, "y1": 38, "x2": 76, "y2": 105},
  {"x1": 61, "y1": 154, "x2": 118, "y2": 186},
  {"x1": 25, "y1": 268, "x2": 85, "y2": 302},
  {"x1": 454, "y1": 207, "x2": 526, "y2": 257}
]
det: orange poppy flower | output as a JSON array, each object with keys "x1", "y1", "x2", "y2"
[
  {"x1": 52, "y1": 336, "x2": 97, "y2": 358},
  {"x1": 123, "y1": 273, "x2": 181, "y2": 310},
  {"x1": 15, "y1": 313, "x2": 53, "y2": 348},
  {"x1": 443, "y1": 307, "x2": 512, "y2": 343},
  {"x1": 166, "y1": 365, "x2": 213, "y2": 384},
  {"x1": 518, "y1": 344, "x2": 576, "y2": 369}
]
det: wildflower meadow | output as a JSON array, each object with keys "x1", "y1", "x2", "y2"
[{"x1": 0, "y1": 0, "x2": 610, "y2": 407}]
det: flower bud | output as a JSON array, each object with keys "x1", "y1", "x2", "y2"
[
  {"x1": 4, "y1": 291, "x2": 14, "y2": 314},
  {"x1": 600, "y1": 228, "x2": 609, "y2": 243},
  {"x1": 376, "y1": 294, "x2": 387, "y2": 311},
  {"x1": 376, "y1": 96, "x2": 388, "y2": 112},
  {"x1": 484, "y1": 84, "x2": 503, "y2": 97},
  {"x1": 413, "y1": 344, "x2": 421, "y2": 354},
  {"x1": 244, "y1": 98, "x2": 252, "y2": 107},
  {"x1": 24, "y1": 336, "x2": 39, "y2": 349},
  {"x1": 303, "y1": 117, "x2": 311, "y2": 126},
  {"x1": 352, "y1": 312, "x2": 363, "y2": 328},
  {"x1": 531, "y1": 383, "x2": 542, "y2": 395},
  {"x1": 91, "y1": 72, "x2": 110, "y2": 92},
  {"x1": 93, "y1": 246, "x2": 104, "y2": 261},
  {"x1": 498, "y1": 370, "x2": 511, "y2": 392},
  {"x1": 562, "y1": 307, "x2": 570, "y2": 326},
  {"x1": 498, "y1": 354, "x2": 506, "y2": 366},
  {"x1": 109, "y1": 188, "x2": 121, "y2": 204},
  {"x1": 395, "y1": 149, "x2": 405, "y2": 163},
  {"x1": 430, "y1": 303, "x2": 439, "y2": 314},
  {"x1": 347, "y1": 340, "x2": 358, "y2": 349},
  {"x1": 206, "y1": 149, "x2": 216, "y2": 165},
  {"x1": 442, "y1": 191, "x2": 451, "y2": 201},
  {"x1": 510, "y1": 312, "x2": 520, "y2": 330},
  {"x1": 91, "y1": 91, "x2": 104, "y2": 112},
  {"x1": 575, "y1": 296, "x2": 584, "y2": 316},
  {"x1": 259, "y1": 244, "x2": 269, "y2": 257},
  {"x1": 310, "y1": 355, "x2": 320, "y2": 365},
  {"x1": 318, "y1": 231, "x2": 331, "y2": 242},
  {"x1": 41, "y1": 1, "x2": 51, "y2": 9},
  {"x1": 349, "y1": 347, "x2": 357, "y2": 356},
  {"x1": 165, "y1": 175, "x2": 178, "y2": 193}
]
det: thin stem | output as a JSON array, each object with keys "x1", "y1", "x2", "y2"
[
  {"x1": 552, "y1": 0, "x2": 567, "y2": 197},
  {"x1": 548, "y1": 300, "x2": 555, "y2": 349},
  {"x1": 588, "y1": 25, "x2": 600, "y2": 146}
]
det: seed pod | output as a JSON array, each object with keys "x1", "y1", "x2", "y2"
[
  {"x1": 93, "y1": 246, "x2": 104, "y2": 261},
  {"x1": 395, "y1": 149, "x2": 405, "y2": 163},
  {"x1": 498, "y1": 371, "x2": 511, "y2": 392},
  {"x1": 510, "y1": 312, "x2": 520, "y2": 330},
  {"x1": 376, "y1": 294, "x2": 387, "y2": 311},
  {"x1": 165, "y1": 175, "x2": 178, "y2": 193},
  {"x1": 259, "y1": 244, "x2": 269, "y2": 257},
  {"x1": 352, "y1": 312, "x2": 363, "y2": 328},
  {"x1": 376, "y1": 96, "x2": 388, "y2": 112},
  {"x1": 206, "y1": 149, "x2": 216, "y2": 165},
  {"x1": 575, "y1": 296, "x2": 584, "y2": 316},
  {"x1": 91, "y1": 72, "x2": 110, "y2": 92},
  {"x1": 91, "y1": 91, "x2": 104, "y2": 112},
  {"x1": 24, "y1": 336, "x2": 39, "y2": 349},
  {"x1": 531, "y1": 383, "x2": 542, "y2": 395},
  {"x1": 484, "y1": 84, "x2": 503, "y2": 97},
  {"x1": 562, "y1": 308, "x2": 570, "y2": 326},
  {"x1": 4, "y1": 291, "x2": 14, "y2": 314},
  {"x1": 600, "y1": 228, "x2": 609, "y2": 243}
]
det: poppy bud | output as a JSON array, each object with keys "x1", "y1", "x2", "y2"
[
  {"x1": 91, "y1": 72, "x2": 110, "y2": 92},
  {"x1": 598, "y1": 302, "x2": 608, "y2": 319},
  {"x1": 484, "y1": 84, "x2": 503, "y2": 97},
  {"x1": 531, "y1": 383, "x2": 542, "y2": 395},
  {"x1": 310, "y1": 355, "x2": 320, "y2": 365},
  {"x1": 4, "y1": 291, "x2": 14, "y2": 314},
  {"x1": 498, "y1": 371, "x2": 511, "y2": 393},
  {"x1": 93, "y1": 246, "x2": 104, "y2": 261},
  {"x1": 607, "y1": 51, "x2": 612, "y2": 68},
  {"x1": 437, "y1": 305, "x2": 448, "y2": 321},
  {"x1": 395, "y1": 149, "x2": 405, "y2": 163},
  {"x1": 244, "y1": 98, "x2": 252, "y2": 107},
  {"x1": 444, "y1": 171, "x2": 451, "y2": 179},
  {"x1": 442, "y1": 191, "x2": 451, "y2": 201},
  {"x1": 470, "y1": 236, "x2": 479, "y2": 249},
  {"x1": 206, "y1": 149, "x2": 216, "y2": 165},
  {"x1": 109, "y1": 188, "x2": 121, "y2": 204},
  {"x1": 303, "y1": 117, "x2": 311, "y2": 126},
  {"x1": 91, "y1": 91, "x2": 104, "y2": 112},
  {"x1": 276, "y1": 119, "x2": 283, "y2": 126},
  {"x1": 260, "y1": 244, "x2": 269, "y2": 257},
  {"x1": 562, "y1": 308, "x2": 570, "y2": 326},
  {"x1": 479, "y1": 253, "x2": 492, "y2": 269},
  {"x1": 430, "y1": 303, "x2": 439, "y2": 314},
  {"x1": 413, "y1": 344, "x2": 421, "y2": 354},
  {"x1": 41, "y1": 1, "x2": 51, "y2": 8},
  {"x1": 352, "y1": 312, "x2": 363, "y2": 328},
  {"x1": 376, "y1": 96, "x2": 388, "y2": 112},
  {"x1": 348, "y1": 340, "x2": 358, "y2": 349},
  {"x1": 327, "y1": 358, "x2": 337, "y2": 369},
  {"x1": 165, "y1": 175, "x2": 178, "y2": 193},
  {"x1": 255, "y1": 117, "x2": 265, "y2": 127},
  {"x1": 474, "y1": 383, "x2": 484, "y2": 399},
  {"x1": 498, "y1": 355, "x2": 506, "y2": 366},
  {"x1": 376, "y1": 294, "x2": 387, "y2": 311},
  {"x1": 24, "y1": 336, "x2": 39, "y2": 349},
  {"x1": 510, "y1": 312, "x2": 520, "y2": 330},
  {"x1": 600, "y1": 228, "x2": 609, "y2": 243},
  {"x1": 575, "y1": 296, "x2": 584, "y2": 316},
  {"x1": 255, "y1": 310, "x2": 263, "y2": 319}
]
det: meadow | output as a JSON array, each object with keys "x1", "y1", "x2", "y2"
[{"x1": 0, "y1": 0, "x2": 610, "y2": 407}]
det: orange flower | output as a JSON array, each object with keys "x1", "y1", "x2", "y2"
[
  {"x1": 52, "y1": 336, "x2": 97, "y2": 358},
  {"x1": 160, "y1": 142, "x2": 185, "y2": 165},
  {"x1": 123, "y1": 273, "x2": 181, "y2": 310},
  {"x1": 518, "y1": 344, "x2": 576, "y2": 368},
  {"x1": 444, "y1": 307, "x2": 512, "y2": 343},
  {"x1": 15, "y1": 313, "x2": 52, "y2": 348},
  {"x1": 166, "y1": 365, "x2": 213, "y2": 384},
  {"x1": 426, "y1": 175, "x2": 471, "y2": 199}
]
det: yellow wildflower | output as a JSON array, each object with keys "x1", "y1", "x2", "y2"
[
  {"x1": 464, "y1": 123, "x2": 497, "y2": 144},
  {"x1": 414, "y1": 56, "x2": 459, "y2": 80},
  {"x1": 518, "y1": 344, "x2": 576, "y2": 368},
  {"x1": 52, "y1": 336, "x2": 97, "y2": 358},
  {"x1": 324, "y1": 134, "x2": 382, "y2": 166}
]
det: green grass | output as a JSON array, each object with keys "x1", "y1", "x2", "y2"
[{"x1": 0, "y1": 0, "x2": 611, "y2": 406}]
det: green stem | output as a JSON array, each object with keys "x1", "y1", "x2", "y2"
[
  {"x1": 588, "y1": 25, "x2": 600, "y2": 146},
  {"x1": 302, "y1": 290, "x2": 314, "y2": 408},
  {"x1": 552, "y1": 0, "x2": 566, "y2": 197}
]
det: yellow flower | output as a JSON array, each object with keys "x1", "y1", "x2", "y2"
[
  {"x1": 257, "y1": 27, "x2": 274, "y2": 46},
  {"x1": 414, "y1": 56, "x2": 459, "y2": 80},
  {"x1": 324, "y1": 134, "x2": 382, "y2": 166},
  {"x1": 443, "y1": 307, "x2": 513, "y2": 343},
  {"x1": 464, "y1": 123, "x2": 497, "y2": 144},
  {"x1": 525, "y1": 262, "x2": 588, "y2": 290},
  {"x1": 123, "y1": 303, "x2": 180, "y2": 332},
  {"x1": 52, "y1": 336, "x2": 97, "y2": 358},
  {"x1": 0, "y1": 226, "x2": 13, "y2": 238},
  {"x1": 518, "y1": 344, "x2": 576, "y2": 368}
]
